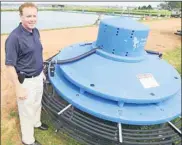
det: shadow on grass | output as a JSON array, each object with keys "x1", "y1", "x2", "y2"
[{"x1": 34, "y1": 111, "x2": 82, "y2": 145}]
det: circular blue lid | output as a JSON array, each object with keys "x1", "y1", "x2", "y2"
[
  {"x1": 55, "y1": 43, "x2": 180, "y2": 104},
  {"x1": 48, "y1": 17, "x2": 181, "y2": 125},
  {"x1": 49, "y1": 43, "x2": 181, "y2": 125}
]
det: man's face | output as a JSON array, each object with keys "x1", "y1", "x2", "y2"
[{"x1": 20, "y1": 7, "x2": 37, "y2": 31}]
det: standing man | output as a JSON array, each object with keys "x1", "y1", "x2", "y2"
[{"x1": 5, "y1": 3, "x2": 48, "y2": 145}]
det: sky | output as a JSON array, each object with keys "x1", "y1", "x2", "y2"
[{"x1": 2, "y1": 2, "x2": 162, "y2": 8}]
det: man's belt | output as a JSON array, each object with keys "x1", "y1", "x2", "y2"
[
  {"x1": 25, "y1": 72, "x2": 41, "y2": 78},
  {"x1": 18, "y1": 71, "x2": 41, "y2": 83}
]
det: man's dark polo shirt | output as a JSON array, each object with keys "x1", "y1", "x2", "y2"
[{"x1": 5, "y1": 23, "x2": 43, "y2": 76}]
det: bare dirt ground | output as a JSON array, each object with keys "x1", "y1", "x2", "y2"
[{"x1": 1, "y1": 18, "x2": 181, "y2": 144}]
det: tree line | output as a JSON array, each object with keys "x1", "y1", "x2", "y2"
[
  {"x1": 137, "y1": 2, "x2": 181, "y2": 10},
  {"x1": 138, "y1": 5, "x2": 153, "y2": 10},
  {"x1": 158, "y1": 2, "x2": 181, "y2": 10}
]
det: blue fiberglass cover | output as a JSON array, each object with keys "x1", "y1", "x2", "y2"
[{"x1": 48, "y1": 17, "x2": 181, "y2": 125}]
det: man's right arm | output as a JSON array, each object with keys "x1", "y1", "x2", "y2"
[
  {"x1": 6, "y1": 65, "x2": 27, "y2": 100},
  {"x1": 5, "y1": 34, "x2": 27, "y2": 100}
]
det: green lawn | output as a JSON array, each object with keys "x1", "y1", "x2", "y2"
[
  {"x1": 163, "y1": 47, "x2": 181, "y2": 75},
  {"x1": 34, "y1": 113, "x2": 82, "y2": 145},
  {"x1": 2, "y1": 109, "x2": 81, "y2": 145}
]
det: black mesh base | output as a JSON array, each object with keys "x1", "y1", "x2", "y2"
[{"x1": 42, "y1": 80, "x2": 181, "y2": 145}]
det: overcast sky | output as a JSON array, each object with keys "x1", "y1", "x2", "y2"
[{"x1": 2, "y1": 2, "x2": 162, "y2": 7}]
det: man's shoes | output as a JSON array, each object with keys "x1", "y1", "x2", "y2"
[
  {"x1": 22, "y1": 140, "x2": 42, "y2": 145},
  {"x1": 37, "y1": 123, "x2": 48, "y2": 130}
]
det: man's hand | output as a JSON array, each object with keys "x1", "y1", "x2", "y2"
[
  {"x1": 16, "y1": 86, "x2": 27, "y2": 100},
  {"x1": 6, "y1": 65, "x2": 28, "y2": 100}
]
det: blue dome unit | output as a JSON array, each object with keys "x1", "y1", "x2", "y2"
[{"x1": 43, "y1": 17, "x2": 181, "y2": 145}]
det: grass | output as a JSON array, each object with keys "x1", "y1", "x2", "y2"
[
  {"x1": 1, "y1": 114, "x2": 21, "y2": 145},
  {"x1": 139, "y1": 17, "x2": 170, "y2": 22},
  {"x1": 1, "y1": 7, "x2": 171, "y2": 17},
  {"x1": 1, "y1": 109, "x2": 82, "y2": 145},
  {"x1": 61, "y1": 7, "x2": 171, "y2": 16},
  {"x1": 3, "y1": 135, "x2": 14, "y2": 145},
  {"x1": 34, "y1": 113, "x2": 82, "y2": 145},
  {"x1": 8, "y1": 108, "x2": 19, "y2": 120},
  {"x1": 163, "y1": 47, "x2": 181, "y2": 75}
]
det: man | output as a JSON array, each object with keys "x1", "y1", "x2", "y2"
[{"x1": 5, "y1": 3, "x2": 48, "y2": 145}]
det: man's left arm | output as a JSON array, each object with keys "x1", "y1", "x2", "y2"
[{"x1": 37, "y1": 28, "x2": 46, "y2": 81}]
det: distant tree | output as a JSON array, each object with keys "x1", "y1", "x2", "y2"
[
  {"x1": 138, "y1": 6, "x2": 141, "y2": 10},
  {"x1": 158, "y1": 2, "x2": 181, "y2": 10},
  {"x1": 168, "y1": 2, "x2": 181, "y2": 10},
  {"x1": 141, "y1": 5, "x2": 147, "y2": 10},
  {"x1": 147, "y1": 5, "x2": 153, "y2": 9},
  {"x1": 158, "y1": 2, "x2": 168, "y2": 10}
]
